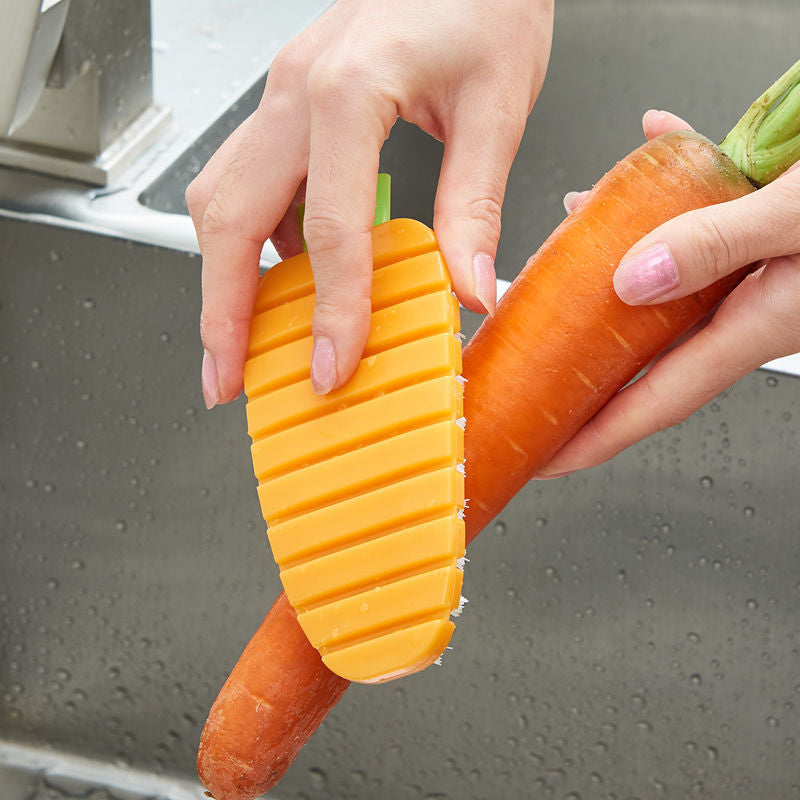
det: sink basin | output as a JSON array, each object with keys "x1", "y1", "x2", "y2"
[{"x1": 2, "y1": 1, "x2": 799, "y2": 798}]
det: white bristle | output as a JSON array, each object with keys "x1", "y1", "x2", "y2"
[
  {"x1": 455, "y1": 375, "x2": 468, "y2": 384},
  {"x1": 451, "y1": 595, "x2": 469, "y2": 618},
  {"x1": 456, "y1": 463, "x2": 465, "y2": 475},
  {"x1": 456, "y1": 416, "x2": 466, "y2": 430}
]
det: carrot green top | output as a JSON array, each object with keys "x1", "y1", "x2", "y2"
[{"x1": 720, "y1": 57, "x2": 800, "y2": 186}]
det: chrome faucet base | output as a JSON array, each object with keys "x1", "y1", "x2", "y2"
[{"x1": 0, "y1": 103, "x2": 171, "y2": 186}]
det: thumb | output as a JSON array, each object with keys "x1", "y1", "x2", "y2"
[
  {"x1": 433, "y1": 100, "x2": 526, "y2": 315},
  {"x1": 613, "y1": 167, "x2": 800, "y2": 305}
]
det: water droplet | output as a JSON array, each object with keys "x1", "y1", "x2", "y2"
[
  {"x1": 83, "y1": 298, "x2": 97, "y2": 309},
  {"x1": 47, "y1": 578, "x2": 59, "y2": 590},
  {"x1": 307, "y1": 767, "x2": 328, "y2": 790},
  {"x1": 743, "y1": 506, "x2": 755, "y2": 519},
  {"x1": 768, "y1": 716, "x2": 781, "y2": 728},
  {"x1": 690, "y1": 673, "x2": 702, "y2": 686},
  {"x1": 746, "y1": 598, "x2": 759, "y2": 611},
  {"x1": 766, "y1": 375, "x2": 778, "y2": 387},
  {"x1": 494, "y1": 520, "x2": 506, "y2": 535},
  {"x1": 688, "y1": 632, "x2": 701, "y2": 644},
  {"x1": 159, "y1": 332, "x2": 171, "y2": 342},
  {"x1": 115, "y1": 520, "x2": 127, "y2": 532},
  {"x1": 707, "y1": 745, "x2": 718, "y2": 762},
  {"x1": 700, "y1": 476, "x2": 714, "y2": 488}
]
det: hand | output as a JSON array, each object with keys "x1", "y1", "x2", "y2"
[
  {"x1": 187, "y1": 0, "x2": 554, "y2": 407},
  {"x1": 538, "y1": 109, "x2": 800, "y2": 477}
]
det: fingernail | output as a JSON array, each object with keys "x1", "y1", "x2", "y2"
[
  {"x1": 201, "y1": 349, "x2": 220, "y2": 410},
  {"x1": 614, "y1": 243, "x2": 678, "y2": 304},
  {"x1": 532, "y1": 470, "x2": 573, "y2": 481},
  {"x1": 472, "y1": 253, "x2": 497, "y2": 316},
  {"x1": 563, "y1": 191, "x2": 582, "y2": 213},
  {"x1": 311, "y1": 336, "x2": 337, "y2": 395}
]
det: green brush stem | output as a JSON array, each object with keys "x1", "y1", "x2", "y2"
[{"x1": 720, "y1": 58, "x2": 800, "y2": 186}]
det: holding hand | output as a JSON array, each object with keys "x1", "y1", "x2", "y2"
[
  {"x1": 187, "y1": 0, "x2": 554, "y2": 407},
  {"x1": 540, "y1": 110, "x2": 800, "y2": 477}
]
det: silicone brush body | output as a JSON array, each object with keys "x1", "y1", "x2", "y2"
[{"x1": 243, "y1": 219, "x2": 466, "y2": 684}]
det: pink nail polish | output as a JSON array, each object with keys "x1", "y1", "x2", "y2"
[
  {"x1": 614, "y1": 243, "x2": 678, "y2": 304},
  {"x1": 311, "y1": 336, "x2": 337, "y2": 395},
  {"x1": 473, "y1": 253, "x2": 497, "y2": 316},
  {"x1": 201, "y1": 349, "x2": 220, "y2": 410}
]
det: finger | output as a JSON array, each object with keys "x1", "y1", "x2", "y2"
[
  {"x1": 434, "y1": 96, "x2": 528, "y2": 316},
  {"x1": 536, "y1": 256, "x2": 800, "y2": 475},
  {"x1": 271, "y1": 180, "x2": 307, "y2": 261},
  {"x1": 641, "y1": 108, "x2": 693, "y2": 140},
  {"x1": 613, "y1": 168, "x2": 800, "y2": 305},
  {"x1": 199, "y1": 111, "x2": 307, "y2": 408},
  {"x1": 185, "y1": 114, "x2": 256, "y2": 253},
  {"x1": 303, "y1": 64, "x2": 395, "y2": 394},
  {"x1": 563, "y1": 190, "x2": 589, "y2": 214}
]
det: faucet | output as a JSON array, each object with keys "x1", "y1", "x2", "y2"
[{"x1": 0, "y1": 0, "x2": 170, "y2": 185}]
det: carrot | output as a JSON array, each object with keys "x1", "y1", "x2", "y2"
[
  {"x1": 197, "y1": 592, "x2": 350, "y2": 797},
  {"x1": 198, "y1": 62, "x2": 800, "y2": 800}
]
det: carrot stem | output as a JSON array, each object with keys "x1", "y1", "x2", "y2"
[{"x1": 720, "y1": 58, "x2": 800, "y2": 185}]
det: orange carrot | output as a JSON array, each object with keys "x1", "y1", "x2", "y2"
[
  {"x1": 198, "y1": 57, "x2": 800, "y2": 799},
  {"x1": 196, "y1": 592, "x2": 350, "y2": 797},
  {"x1": 197, "y1": 129, "x2": 756, "y2": 799}
]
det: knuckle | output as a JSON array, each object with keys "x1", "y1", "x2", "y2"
[
  {"x1": 638, "y1": 376, "x2": 692, "y2": 433},
  {"x1": 690, "y1": 212, "x2": 736, "y2": 281},
  {"x1": 200, "y1": 193, "x2": 231, "y2": 237},
  {"x1": 580, "y1": 416, "x2": 623, "y2": 464},
  {"x1": 185, "y1": 172, "x2": 212, "y2": 217},
  {"x1": 201, "y1": 191, "x2": 249, "y2": 241},
  {"x1": 306, "y1": 54, "x2": 369, "y2": 106},
  {"x1": 267, "y1": 39, "x2": 308, "y2": 95},
  {"x1": 314, "y1": 293, "x2": 371, "y2": 320},
  {"x1": 302, "y1": 204, "x2": 352, "y2": 252},
  {"x1": 466, "y1": 193, "x2": 504, "y2": 234}
]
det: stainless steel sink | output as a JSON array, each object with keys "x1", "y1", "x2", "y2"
[{"x1": 2, "y1": 1, "x2": 799, "y2": 798}]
